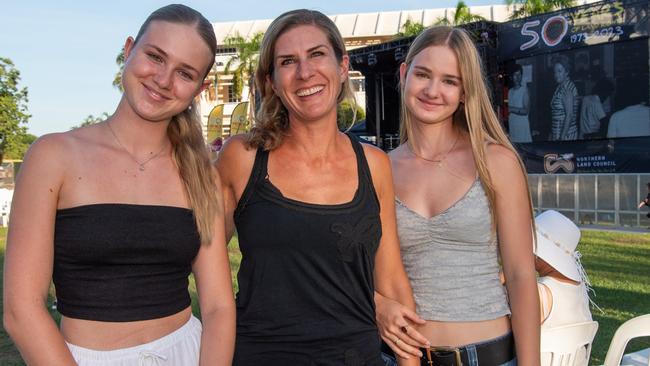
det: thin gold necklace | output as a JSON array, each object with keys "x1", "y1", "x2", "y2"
[
  {"x1": 106, "y1": 121, "x2": 168, "y2": 171},
  {"x1": 407, "y1": 133, "x2": 460, "y2": 167}
]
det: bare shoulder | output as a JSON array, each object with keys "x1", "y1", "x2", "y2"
[
  {"x1": 485, "y1": 143, "x2": 522, "y2": 173},
  {"x1": 218, "y1": 134, "x2": 256, "y2": 162},
  {"x1": 485, "y1": 143, "x2": 527, "y2": 190},
  {"x1": 215, "y1": 134, "x2": 257, "y2": 186},
  {"x1": 23, "y1": 132, "x2": 76, "y2": 169},
  {"x1": 13, "y1": 132, "x2": 82, "y2": 197},
  {"x1": 360, "y1": 142, "x2": 390, "y2": 172},
  {"x1": 359, "y1": 142, "x2": 394, "y2": 199}
]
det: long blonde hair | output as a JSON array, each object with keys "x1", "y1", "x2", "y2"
[
  {"x1": 248, "y1": 9, "x2": 354, "y2": 150},
  {"x1": 400, "y1": 26, "x2": 534, "y2": 233},
  {"x1": 133, "y1": 5, "x2": 220, "y2": 244}
]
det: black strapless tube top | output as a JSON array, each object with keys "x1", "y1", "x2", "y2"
[{"x1": 53, "y1": 203, "x2": 200, "y2": 322}]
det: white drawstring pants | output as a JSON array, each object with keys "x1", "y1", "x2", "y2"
[{"x1": 66, "y1": 315, "x2": 202, "y2": 366}]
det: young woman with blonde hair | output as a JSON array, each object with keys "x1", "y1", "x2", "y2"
[
  {"x1": 217, "y1": 9, "x2": 417, "y2": 365},
  {"x1": 376, "y1": 26, "x2": 540, "y2": 366},
  {"x1": 3, "y1": 5, "x2": 235, "y2": 365}
]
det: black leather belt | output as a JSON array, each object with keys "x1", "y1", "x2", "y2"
[{"x1": 419, "y1": 332, "x2": 515, "y2": 366}]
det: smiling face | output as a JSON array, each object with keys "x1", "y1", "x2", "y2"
[
  {"x1": 269, "y1": 24, "x2": 349, "y2": 125},
  {"x1": 400, "y1": 45, "x2": 464, "y2": 127},
  {"x1": 121, "y1": 21, "x2": 213, "y2": 123}
]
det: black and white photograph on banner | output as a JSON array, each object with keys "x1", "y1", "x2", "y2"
[{"x1": 503, "y1": 38, "x2": 649, "y2": 143}]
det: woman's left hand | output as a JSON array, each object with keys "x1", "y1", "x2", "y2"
[{"x1": 375, "y1": 292, "x2": 429, "y2": 359}]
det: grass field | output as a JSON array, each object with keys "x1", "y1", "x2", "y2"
[
  {"x1": 579, "y1": 230, "x2": 650, "y2": 363},
  {"x1": 0, "y1": 226, "x2": 648, "y2": 364}
]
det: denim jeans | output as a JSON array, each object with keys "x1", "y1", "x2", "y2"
[
  {"x1": 380, "y1": 352, "x2": 516, "y2": 366},
  {"x1": 382, "y1": 332, "x2": 517, "y2": 366},
  {"x1": 381, "y1": 352, "x2": 398, "y2": 366},
  {"x1": 462, "y1": 332, "x2": 516, "y2": 366},
  {"x1": 499, "y1": 358, "x2": 517, "y2": 366}
]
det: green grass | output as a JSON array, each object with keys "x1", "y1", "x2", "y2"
[
  {"x1": 579, "y1": 230, "x2": 650, "y2": 364},
  {"x1": 0, "y1": 227, "x2": 24, "y2": 365},
  {"x1": 0, "y1": 227, "x2": 648, "y2": 365}
]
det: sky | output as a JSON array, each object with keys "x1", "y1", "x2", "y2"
[{"x1": 1, "y1": 0, "x2": 500, "y2": 136}]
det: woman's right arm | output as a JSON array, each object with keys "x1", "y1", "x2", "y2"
[
  {"x1": 214, "y1": 135, "x2": 256, "y2": 242},
  {"x1": 374, "y1": 291, "x2": 427, "y2": 359},
  {"x1": 3, "y1": 134, "x2": 78, "y2": 364}
]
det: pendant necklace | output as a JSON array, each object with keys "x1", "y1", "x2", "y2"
[
  {"x1": 407, "y1": 133, "x2": 460, "y2": 167},
  {"x1": 106, "y1": 121, "x2": 168, "y2": 171}
]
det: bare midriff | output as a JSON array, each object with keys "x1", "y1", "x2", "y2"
[
  {"x1": 417, "y1": 315, "x2": 510, "y2": 347},
  {"x1": 61, "y1": 306, "x2": 191, "y2": 350}
]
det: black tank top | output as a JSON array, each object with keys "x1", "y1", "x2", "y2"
[{"x1": 233, "y1": 135, "x2": 384, "y2": 366}]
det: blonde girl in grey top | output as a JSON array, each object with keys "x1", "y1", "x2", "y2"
[{"x1": 374, "y1": 26, "x2": 540, "y2": 366}]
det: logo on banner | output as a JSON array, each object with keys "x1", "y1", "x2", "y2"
[{"x1": 544, "y1": 153, "x2": 575, "y2": 174}]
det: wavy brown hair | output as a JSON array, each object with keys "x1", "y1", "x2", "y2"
[
  {"x1": 133, "y1": 4, "x2": 220, "y2": 244},
  {"x1": 248, "y1": 9, "x2": 353, "y2": 150},
  {"x1": 400, "y1": 26, "x2": 534, "y2": 235}
]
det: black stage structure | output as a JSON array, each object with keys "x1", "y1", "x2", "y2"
[{"x1": 348, "y1": 0, "x2": 650, "y2": 174}]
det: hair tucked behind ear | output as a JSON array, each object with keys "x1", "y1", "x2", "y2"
[{"x1": 135, "y1": 4, "x2": 220, "y2": 244}]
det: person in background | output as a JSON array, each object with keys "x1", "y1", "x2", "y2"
[
  {"x1": 579, "y1": 77, "x2": 613, "y2": 139},
  {"x1": 533, "y1": 210, "x2": 594, "y2": 365},
  {"x1": 639, "y1": 182, "x2": 650, "y2": 220},
  {"x1": 606, "y1": 81, "x2": 650, "y2": 138},
  {"x1": 216, "y1": 9, "x2": 417, "y2": 365},
  {"x1": 550, "y1": 55, "x2": 579, "y2": 141},
  {"x1": 508, "y1": 63, "x2": 532, "y2": 143},
  {"x1": 3, "y1": 5, "x2": 235, "y2": 365},
  {"x1": 375, "y1": 26, "x2": 539, "y2": 366}
]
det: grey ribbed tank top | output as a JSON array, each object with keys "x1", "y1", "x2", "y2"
[{"x1": 396, "y1": 179, "x2": 511, "y2": 321}]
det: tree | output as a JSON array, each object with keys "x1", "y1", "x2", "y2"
[
  {"x1": 112, "y1": 47, "x2": 125, "y2": 92},
  {"x1": 3, "y1": 132, "x2": 36, "y2": 160},
  {"x1": 223, "y1": 32, "x2": 263, "y2": 121},
  {"x1": 436, "y1": 1, "x2": 486, "y2": 25},
  {"x1": 71, "y1": 112, "x2": 110, "y2": 130},
  {"x1": 0, "y1": 58, "x2": 30, "y2": 164},
  {"x1": 506, "y1": 0, "x2": 576, "y2": 20},
  {"x1": 337, "y1": 100, "x2": 366, "y2": 130},
  {"x1": 396, "y1": 19, "x2": 426, "y2": 38}
]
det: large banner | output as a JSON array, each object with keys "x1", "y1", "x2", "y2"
[
  {"x1": 516, "y1": 136, "x2": 650, "y2": 173},
  {"x1": 498, "y1": 0, "x2": 650, "y2": 60},
  {"x1": 501, "y1": 38, "x2": 649, "y2": 143},
  {"x1": 497, "y1": 1, "x2": 650, "y2": 173}
]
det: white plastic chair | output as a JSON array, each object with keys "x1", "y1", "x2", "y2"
[
  {"x1": 604, "y1": 314, "x2": 650, "y2": 366},
  {"x1": 541, "y1": 321, "x2": 599, "y2": 366}
]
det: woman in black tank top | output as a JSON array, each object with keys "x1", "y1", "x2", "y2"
[{"x1": 217, "y1": 9, "x2": 418, "y2": 366}]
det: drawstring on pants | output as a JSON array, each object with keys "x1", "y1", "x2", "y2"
[{"x1": 139, "y1": 350, "x2": 168, "y2": 366}]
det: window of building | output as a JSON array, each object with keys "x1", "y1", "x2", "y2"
[{"x1": 227, "y1": 84, "x2": 241, "y2": 103}]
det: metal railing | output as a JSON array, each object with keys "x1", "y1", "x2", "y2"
[{"x1": 529, "y1": 174, "x2": 650, "y2": 228}]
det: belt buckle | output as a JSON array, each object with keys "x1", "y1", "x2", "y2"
[{"x1": 425, "y1": 346, "x2": 462, "y2": 366}]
